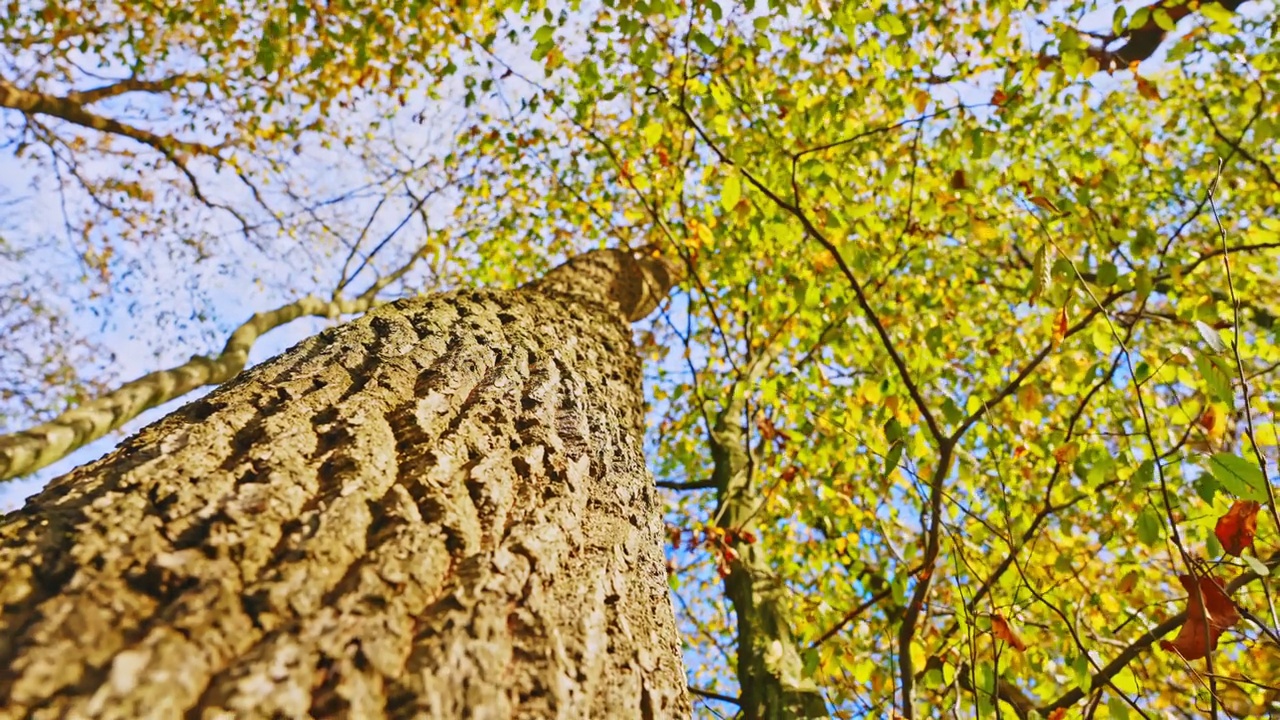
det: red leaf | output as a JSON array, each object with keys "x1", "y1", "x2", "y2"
[
  {"x1": 1215, "y1": 500, "x2": 1261, "y2": 556},
  {"x1": 1159, "y1": 574, "x2": 1240, "y2": 660},
  {"x1": 991, "y1": 613, "x2": 1027, "y2": 651}
]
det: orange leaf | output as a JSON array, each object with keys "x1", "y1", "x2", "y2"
[
  {"x1": 1215, "y1": 500, "x2": 1261, "y2": 557},
  {"x1": 991, "y1": 613, "x2": 1027, "y2": 651},
  {"x1": 1117, "y1": 570, "x2": 1139, "y2": 595},
  {"x1": 1029, "y1": 195, "x2": 1063, "y2": 214},
  {"x1": 1052, "y1": 306, "x2": 1069, "y2": 346},
  {"x1": 1053, "y1": 442, "x2": 1079, "y2": 464},
  {"x1": 991, "y1": 89, "x2": 1009, "y2": 106},
  {"x1": 1135, "y1": 75, "x2": 1162, "y2": 101},
  {"x1": 1047, "y1": 710, "x2": 1067, "y2": 720},
  {"x1": 1159, "y1": 574, "x2": 1240, "y2": 660}
]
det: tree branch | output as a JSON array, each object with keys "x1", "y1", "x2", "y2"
[
  {"x1": 656, "y1": 479, "x2": 717, "y2": 491},
  {"x1": 672, "y1": 100, "x2": 945, "y2": 446},
  {"x1": 1200, "y1": 102, "x2": 1280, "y2": 191},
  {"x1": 1042, "y1": 554, "x2": 1278, "y2": 713},
  {"x1": 65, "y1": 73, "x2": 192, "y2": 105},
  {"x1": 1042, "y1": 0, "x2": 1247, "y2": 70},
  {"x1": 0, "y1": 76, "x2": 215, "y2": 159},
  {"x1": 688, "y1": 686, "x2": 740, "y2": 705},
  {"x1": 0, "y1": 245, "x2": 431, "y2": 482}
]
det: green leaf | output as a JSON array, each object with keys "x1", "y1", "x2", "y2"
[
  {"x1": 1072, "y1": 654, "x2": 1092, "y2": 693},
  {"x1": 885, "y1": 418, "x2": 904, "y2": 443},
  {"x1": 1133, "y1": 459, "x2": 1155, "y2": 489},
  {"x1": 1243, "y1": 553, "x2": 1270, "y2": 576},
  {"x1": 1195, "y1": 320, "x2": 1227, "y2": 354},
  {"x1": 721, "y1": 174, "x2": 741, "y2": 212},
  {"x1": 1112, "y1": 666, "x2": 1139, "y2": 695},
  {"x1": 1152, "y1": 8, "x2": 1175, "y2": 31},
  {"x1": 692, "y1": 30, "x2": 717, "y2": 55},
  {"x1": 1201, "y1": 1, "x2": 1236, "y2": 29},
  {"x1": 801, "y1": 647, "x2": 820, "y2": 676},
  {"x1": 1135, "y1": 267, "x2": 1154, "y2": 298},
  {"x1": 761, "y1": 377, "x2": 778, "y2": 405},
  {"x1": 1195, "y1": 352, "x2": 1234, "y2": 403},
  {"x1": 876, "y1": 13, "x2": 907, "y2": 36},
  {"x1": 533, "y1": 24, "x2": 555, "y2": 43},
  {"x1": 1207, "y1": 453, "x2": 1269, "y2": 502},
  {"x1": 642, "y1": 123, "x2": 663, "y2": 147},
  {"x1": 1111, "y1": 6, "x2": 1128, "y2": 36},
  {"x1": 1136, "y1": 506, "x2": 1163, "y2": 546},
  {"x1": 803, "y1": 282, "x2": 822, "y2": 308},
  {"x1": 1134, "y1": 362, "x2": 1153, "y2": 384},
  {"x1": 1130, "y1": 6, "x2": 1151, "y2": 30},
  {"x1": 1195, "y1": 473, "x2": 1221, "y2": 503},
  {"x1": 942, "y1": 397, "x2": 964, "y2": 424},
  {"x1": 884, "y1": 442, "x2": 903, "y2": 478},
  {"x1": 1030, "y1": 244, "x2": 1052, "y2": 304},
  {"x1": 1096, "y1": 261, "x2": 1118, "y2": 287},
  {"x1": 1207, "y1": 531, "x2": 1224, "y2": 556},
  {"x1": 1108, "y1": 696, "x2": 1132, "y2": 720}
]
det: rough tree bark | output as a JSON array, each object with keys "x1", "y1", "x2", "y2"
[{"x1": 0, "y1": 249, "x2": 691, "y2": 719}]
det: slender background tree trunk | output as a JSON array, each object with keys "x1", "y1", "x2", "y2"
[{"x1": 0, "y1": 251, "x2": 690, "y2": 719}]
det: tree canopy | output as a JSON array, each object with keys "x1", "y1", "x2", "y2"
[{"x1": 3, "y1": 0, "x2": 1279, "y2": 716}]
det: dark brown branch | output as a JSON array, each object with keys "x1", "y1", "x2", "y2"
[
  {"x1": 1043, "y1": 0, "x2": 1247, "y2": 70},
  {"x1": 672, "y1": 101, "x2": 945, "y2": 446},
  {"x1": 808, "y1": 587, "x2": 893, "y2": 649},
  {"x1": 1200, "y1": 103, "x2": 1280, "y2": 190},
  {"x1": 656, "y1": 479, "x2": 717, "y2": 491},
  {"x1": 688, "y1": 686, "x2": 740, "y2": 705},
  {"x1": 954, "y1": 661, "x2": 1037, "y2": 720}
]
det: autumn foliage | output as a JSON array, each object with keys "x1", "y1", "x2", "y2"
[
  {"x1": 1159, "y1": 574, "x2": 1242, "y2": 661},
  {"x1": 1215, "y1": 500, "x2": 1261, "y2": 557},
  {"x1": 2, "y1": 0, "x2": 1279, "y2": 716}
]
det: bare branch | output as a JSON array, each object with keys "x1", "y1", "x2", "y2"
[
  {"x1": 0, "y1": 76, "x2": 216, "y2": 159},
  {"x1": 65, "y1": 73, "x2": 193, "y2": 105},
  {"x1": 0, "y1": 243, "x2": 434, "y2": 482}
]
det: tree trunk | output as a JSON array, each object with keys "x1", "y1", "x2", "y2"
[
  {"x1": 0, "y1": 250, "x2": 691, "y2": 719},
  {"x1": 711, "y1": 415, "x2": 826, "y2": 720}
]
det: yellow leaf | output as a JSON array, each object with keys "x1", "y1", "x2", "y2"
[
  {"x1": 1017, "y1": 384, "x2": 1041, "y2": 412},
  {"x1": 912, "y1": 90, "x2": 929, "y2": 114},
  {"x1": 1252, "y1": 424, "x2": 1279, "y2": 447}
]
